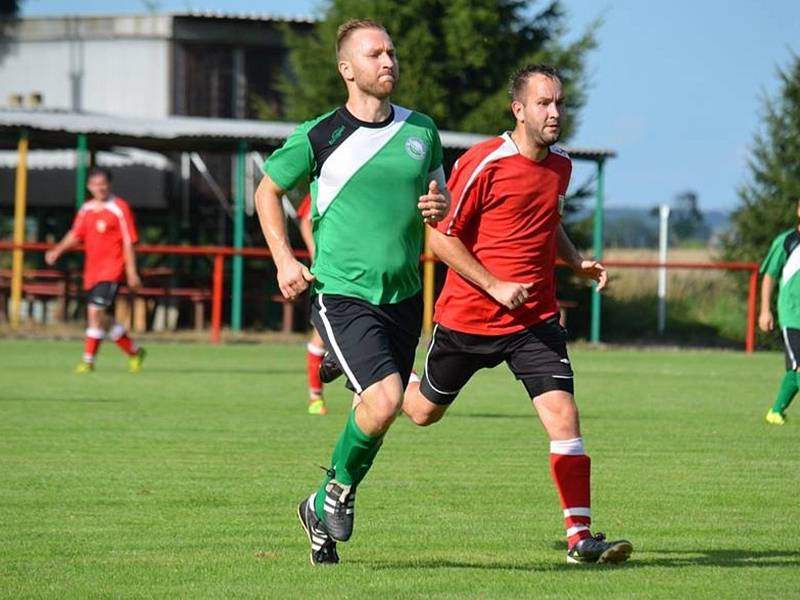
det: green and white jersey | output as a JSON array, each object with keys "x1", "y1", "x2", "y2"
[
  {"x1": 265, "y1": 105, "x2": 445, "y2": 305},
  {"x1": 761, "y1": 227, "x2": 800, "y2": 329}
]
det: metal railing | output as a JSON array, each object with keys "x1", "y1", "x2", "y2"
[{"x1": 1, "y1": 242, "x2": 760, "y2": 351}]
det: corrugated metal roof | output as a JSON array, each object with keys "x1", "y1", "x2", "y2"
[
  {"x1": 22, "y1": 11, "x2": 315, "y2": 24},
  {"x1": 171, "y1": 10, "x2": 315, "y2": 24},
  {"x1": 0, "y1": 110, "x2": 295, "y2": 152},
  {"x1": 0, "y1": 110, "x2": 616, "y2": 159}
]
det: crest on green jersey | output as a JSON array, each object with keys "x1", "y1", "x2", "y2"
[{"x1": 404, "y1": 136, "x2": 428, "y2": 160}]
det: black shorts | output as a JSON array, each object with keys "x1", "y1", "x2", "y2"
[
  {"x1": 420, "y1": 317, "x2": 574, "y2": 405},
  {"x1": 310, "y1": 292, "x2": 422, "y2": 394},
  {"x1": 782, "y1": 328, "x2": 800, "y2": 370},
  {"x1": 86, "y1": 281, "x2": 121, "y2": 311}
]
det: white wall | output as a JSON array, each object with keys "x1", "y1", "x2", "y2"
[
  {"x1": 0, "y1": 22, "x2": 171, "y2": 118},
  {"x1": 80, "y1": 39, "x2": 170, "y2": 118},
  {"x1": 0, "y1": 15, "x2": 172, "y2": 117}
]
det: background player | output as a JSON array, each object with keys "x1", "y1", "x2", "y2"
[
  {"x1": 400, "y1": 64, "x2": 632, "y2": 564},
  {"x1": 254, "y1": 19, "x2": 449, "y2": 565},
  {"x1": 296, "y1": 193, "x2": 329, "y2": 416},
  {"x1": 759, "y1": 198, "x2": 800, "y2": 425},
  {"x1": 45, "y1": 167, "x2": 146, "y2": 373}
]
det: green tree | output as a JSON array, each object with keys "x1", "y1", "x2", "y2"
[
  {"x1": 724, "y1": 54, "x2": 800, "y2": 262},
  {"x1": 277, "y1": 0, "x2": 598, "y2": 139},
  {"x1": 0, "y1": 0, "x2": 22, "y2": 63}
]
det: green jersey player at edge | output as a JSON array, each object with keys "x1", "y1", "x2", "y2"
[{"x1": 760, "y1": 198, "x2": 800, "y2": 425}]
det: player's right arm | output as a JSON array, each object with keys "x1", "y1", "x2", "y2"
[
  {"x1": 429, "y1": 228, "x2": 532, "y2": 311},
  {"x1": 432, "y1": 142, "x2": 531, "y2": 310},
  {"x1": 255, "y1": 175, "x2": 314, "y2": 300},
  {"x1": 47, "y1": 206, "x2": 89, "y2": 265},
  {"x1": 44, "y1": 230, "x2": 80, "y2": 265},
  {"x1": 758, "y1": 232, "x2": 789, "y2": 332},
  {"x1": 759, "y1": 273, "x2": 775, "y2": 332},
  {"x1": 258, "y1": 120, "x2": 318, "y2": 300}
]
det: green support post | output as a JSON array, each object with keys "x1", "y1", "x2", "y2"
[
  {"x1": 590, "y1": 159, "x2": 605, "y2": 343},
  {"x1": 231, "y1": 141, "x2": 247, "y2": 331},
  {"x1": 75, "y1": 133, "x2": 88, "y2": 208}
]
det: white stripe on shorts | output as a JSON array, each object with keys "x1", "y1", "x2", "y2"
[
  {"x1": 783, "y1": 328, "x2": 797, "y2": 370},
  {"x1": 317, "y1": 293, "x2": 363, "y2": 394},
  {"x1": 422, "y1": 324, "x2": 461, "y2": 396}
]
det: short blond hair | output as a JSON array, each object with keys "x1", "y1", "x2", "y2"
[{"x1": 336, "y1": 19, "x2": 388, "y2": 57}]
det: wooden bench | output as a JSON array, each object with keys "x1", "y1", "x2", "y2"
[
  {"x1": 0, "y1": 269, "x2": 78, "y2": 324},
  {"x1": 116, "y1": 286, "x2": 212, "y2": 332}
]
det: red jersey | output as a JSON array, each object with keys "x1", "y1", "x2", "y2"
[
  {"x1": 70, "y1": 196, "x2": 139, "y2": 290},
  {"x1": 297, "y1": 194, "x2": 311, "y2": 221},
  {"x1": 434, "y1": 133, "x2": 572, "y2": 335}
]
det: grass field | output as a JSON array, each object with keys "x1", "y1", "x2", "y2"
[{"x1": 1, "y1": 340, "x2": 798, "y2": 599}]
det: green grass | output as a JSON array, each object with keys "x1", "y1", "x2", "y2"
[{"x1": 1, "y1": 340, "x2": 798, "y2": 599}]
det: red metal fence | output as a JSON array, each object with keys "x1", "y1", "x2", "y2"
[
  {"x1": 1, "y1": 242, "x2": 760, "y2": 351},
  {"x1": 600, "y1": 259, "x2": 760, "y2": 352}
]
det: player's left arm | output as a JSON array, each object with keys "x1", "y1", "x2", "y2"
[
  {"x1": 556, "y1": 224, "x2": 607, "y2": 291},
  {"x1": 123, "y1": 242, "x2": 141, "y2": 290},
  {"x1": 417, "y1": 127, "x2": 450, "y2": 223},
  {"x1": 418, "y1": 166, "x2": 450, "y2": 223},
  {"x1": 121, "y1": 203, "x2": 141, "y2": 290}
]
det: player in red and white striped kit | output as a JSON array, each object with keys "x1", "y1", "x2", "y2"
[
  {"x1": 401, "y1": 65, "x2": 632, "y2": 564},
  {"x1": 46, "y1": 167, "x2": 146, "y2": 373}
]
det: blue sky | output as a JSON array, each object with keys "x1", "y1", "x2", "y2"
[{"x1": 22, "y1": 0, "x2": 800, "y2": 211}]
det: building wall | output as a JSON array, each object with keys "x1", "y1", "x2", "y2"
[
  {"x1": 79, "y1": 39, "x2": 170, "y2": 117},
  {"x1": 0, "y1": 16, "x2": 171, "y2": 118}
]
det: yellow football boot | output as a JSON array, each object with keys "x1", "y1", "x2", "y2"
[
  {"x1": 765, "y1": 410, "x2": 786, "y2": 425},
  {"x1": 129, "y1": 348, "x2": 147, "y2": 373},
  {"x1": 308, "y1": 398, "x2": 329, "y2": 416}
]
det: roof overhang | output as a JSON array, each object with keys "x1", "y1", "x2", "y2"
[{"x1": 0, "y1": 110, "x2": 616, "y2": 160}]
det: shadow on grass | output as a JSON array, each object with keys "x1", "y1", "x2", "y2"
[
  {"x1": 635, "y1": 548, "x2": 800, "y2": 569},
  {"x1": 446, "y1": 413, "x2": 531, "y2": 420},
  {"x1": 353, "y1": 548, "x2": 800, "y2": 572},
  {"x1": 348, "y1": 558, "x2": 551, "y2": 572}
]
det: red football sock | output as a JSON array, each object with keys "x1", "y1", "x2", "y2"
[
  {"x1": 110, "y1": 323, "x2": 138, "y2": 356},
  {"x1": 307, "y1": 342, "x2": 325, "y2": 398},
  {"x1": 550, "y1": 437, "x2": 592, "y2": 548},
  {"x1": 83, "y1": 327, "x2": 104, "y2": 363}
]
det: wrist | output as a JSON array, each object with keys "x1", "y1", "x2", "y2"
[
  {"x1": 483, "y1": 275, "x2": 501, "y2": 295},
  {"x1": 568, "y1": 256, "x2": 583, "y2": 271},
  {"x1": 275, "y1": 251, "x2": 297, "y2": 270}
]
